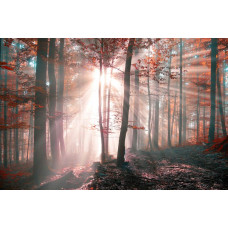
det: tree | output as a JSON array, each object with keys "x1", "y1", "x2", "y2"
[
  {"x1": 147, "y1": 49, "x2": 153, "y2": 151},
  {"x1": 132, "y1": 68, "x2": 139, "y2": 150},
  {"x1": 15, "y1": 42, "x2": 20, "y2": 163},
  {"x1": 208, "y1": 38, "x2": 217, "y2": 142},
  {"x1": 217, "y1": 67, "x2": 227, "y2": 136},
  {"x1": 132, "y1": 41, "x2": 140, "y2": 151},
  {"x1": 57, "y1": 38, "x2": 66, "y2": 157},
  {"x1": 33, "y1": 38, "x2": 49, "y2": 181},
  {"x1": 167, "y1": 50, "x2": 172, "y2": 147},
  {"x1": 3, "y1": 45, "x2": 9, "y2": 167},
  {"x1": 117, "y1": 38, "x2": 135, "y2": 166},
  {"x1": 154, "y1": 64, "x2": 160, "y2": 149},
  {"x1": 179, "y1": 38, "x2": 183, "y2": 145},
  {"x1": 48, "y1": 38, "x2": 59, "y2": 166},
  {"x1": 99, "y1": 38, "x2": 105, "y2": 163},
  {"x1": 196, "y1": 68, "x2": 200, "y2": 142},
  {"x1": 0, "y1": 38, "x2": 2, "y2": 165}
]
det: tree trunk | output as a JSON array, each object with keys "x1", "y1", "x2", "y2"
[
  {"x1": 21, "y1": 105, "x2": 25, "y2": 161},
  {"x1": 48, "y1": 38, "x2": 59, "y2": 166},
  {"x1": 182, "y1": 57, "x2": 187, "y2": 143},
  {"x1": 27, "y1": 103, "x2": 33, "y2": 162},
  {"x1": 203, "y1": 89, "x2": 206, "y2": 140},
  {"x1": 196, "y1": 72, "x2": 200, "y2": 142},
  {"x1": 117, "y1": 38, "x2": 135, "y2": 166},
  {"x1": 167, "y1": 51, "x2": 172, "y2": 147},
  {"x1": 223, "y1": 55, "x2": 226, "y2": 119},
  {"x1": 106, "y1": 66, "x2": 113, "y2": 157},
  {"x1": 15, "y1": 43, "x2": 20, "y2": 163},
  {"x1": 154, "y1": 46, "x2": 160, "y2": 149},
  {"x1": 154, "y1": 81, "x2": 160, "y2": 149},
  {"x1": 208, "y1": 38, "x2": 217, "y2": 142},
  {"x1": 33, "y1": 38, "x2": 49, "y2": 181},
  {"x1": 3, "y1": 45, "x2": 9, "y2": 168},
  {"x1": 179, "y1": 38, "x2": 183, "y2": 145},
  {"x1": 103, "y1": 67, "x2": 107, "y2": 156},
  {"x1": 132, "y1": 45, "x2": 140, "y2": 151},
  {"x1": 0, "y1": 38, "x2": 2, "y2": 165},
  {"x1": 132, "y1": 69, "x2": 139, "y2": 150},
  {"x1": 171, "y1": 90, "x2": 177, "y2": 139},
  {"x1": 57, "y1": 38, "x2": 65, "y2": 157},
  {"x1": 147, "y1": 57, "x2": 153, "y2": 151},
  {"x1": 217, "y1": 67, "x2": 227, "y2": 136},
  {"x1": 99, "y1": 38, "x2": 105, "y2": 163},
  {"x1": 9, "y1": 121, "x2": 12, "y2": 165}
]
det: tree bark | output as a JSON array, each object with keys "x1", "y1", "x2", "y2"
[
  {"x1": 179, "y1": 38, "x2": 183, "y2": 145},
  {"x1": 48, "y1": 38, "x2": 59, "y2": 166},
  {"x1": 208, "y1": 38, "x2": 217, "y2": 142},
  {"x1": 167, "y1": 51, "x2": 172, "y2": 147},
  {"x1": 27, "y1": 103, "x2": 33, "y2": 162},
  {"x1": 33, "y1": 38, "x2": 49, "y2": 181},
  {"x1": 147, "y1": 54, "x2": 153, "y2": 151},
  {"x1": 132, "y1": 45, "x2": 140, "y2": 151},
  {"x1": 132, "y1": 69, "x2": 139, "y2": 150},
  {"x1": 3, "y1": 45, "x2": 9, "y2": 168},
  {"x1": 117, "y1": 38, "x2": 135, "y2": 166},
  {"x1": 15, "y1": 43, "x2": 20, "y2": 163},
  {"x1": 57, "y1": 38, "x2": 65, "y2": 156},
  {"x1": 0, "y1": 38, "x2": 2, "y2": 165},
  {"x1": 106, "y1": 66, "x2": 113, "y2": 157},
  {"x1": 217, "y1": 67, "x2": 227, "y2": 136},
  {"x1": 99, "y1": 38, "x2": 105, "y2": 163},
  {"x1": 196, "y1": 72, "x2": 200, "y2": 142},
  {"x1": 154, "y1": 80, "x2": 160, "y2": 149},
  {"x1": 203, "y1": 88, "x2": 206, "y2": 140}
]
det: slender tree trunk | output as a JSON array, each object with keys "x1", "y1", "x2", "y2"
[
  {"x1": 153, "y1": 45, "x2": 160, "y2": 150},
  {"x1": 196, "y1": 72, "x2": 200, "y2": 142},
  {"x1": 179, "y1": 38, "x2": 183, "y2": 145},
  {"x1": 203, "y1": 89, "x2": 206, "y2": 140},
  {"x1": 150, "y1": 102, "x2": 155, "y2": 148},
  {"x1": 222, "y1": 57, "x2": 227, "y2": 135},
  {"x1": 103, "y1": 67, "x2": 107, "y2": 156},
  {"x1": 106, "y1": 67, "x2": 113, "y2": 156},
  {"x1": 3, "y1": 45, "x2": 9, "y2": 168},
  {"x1": 33, "y1": 38, "x2": 49, "y2": 181},
  {"x1": 117, "y1": 38, "x2": 135, "y2": 166},
  {"x1": 183, "y1": 60, "x2": 187, "y2": 143},
  {"x1": 161, "y1": 99, "x2": 165, "y2": 148},
  {"x1": 147, "y1": 77, "x2": 153, "y2": 151},
  {"x1": 21, "y1": 105, "x2": 25, "y2": 161},
  {"x1": 132, "y1": 46, "x2": 140, "y2": 150},
  {"x1": 217, "y1": 67, "x2": 227, "y2": 136},
  {"x1": 15, "y1": 43, "x2": 20, "y2": 163},
  {"x1": 167, "y1": 51, "x2": 172, "y2": 147},
  {"x1": 48, "y1": 38, "x2": 59, "y2": 166},
  {"x1": 171, "y1": 90, "x2": 177, "y2": 139},
  {"x1": 27, "y1": 103, "x2": 33, "y2": 162},
  {"x1": 132, "y1": 69, "x2": 139, "y2": 150},
  {"x1": 99, "y1": 38, "x2": 105, "y2": 163},
  {"x1": 0, "y1": 38, "x2": 2, "y2": 165},
  {"x1": 147, "y1": 51, "x2": 153, "y2": 151},
  {"x1": 208, "y1": 38, "x2": 217, "y2": 142},
  {"x1": 154, "y1": 81, "x2": 160, "y2": 149},
  {"x1": 57, "y1": 38, "x2": 65, "y2": 157},
  {"x1": 9, "y1": 122, "x2": 12, "y2": 165}
]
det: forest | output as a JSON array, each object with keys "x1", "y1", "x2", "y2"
[{"x1": 0, "y1": 38, "x2": 228, "y2": 190}]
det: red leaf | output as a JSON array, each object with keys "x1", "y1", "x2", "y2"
[{"x1": 1, "y1": 65, "x2": 14, "y2": 71}]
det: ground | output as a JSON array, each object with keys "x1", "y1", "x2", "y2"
[{"x1": 1, "y1": 143, "x2": 228, "y2": 190}]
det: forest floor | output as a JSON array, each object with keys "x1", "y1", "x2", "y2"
[{"x1": 1, "y1": 143, "x2": 228, "y2": 190}]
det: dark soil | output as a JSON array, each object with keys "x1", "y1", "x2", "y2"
[
  {"x1": 82, "y1": 144, "x2": 228, "y2": 190},
  {"x1": 1, "y1": 144, "x2": 228, "y2": 190}
]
